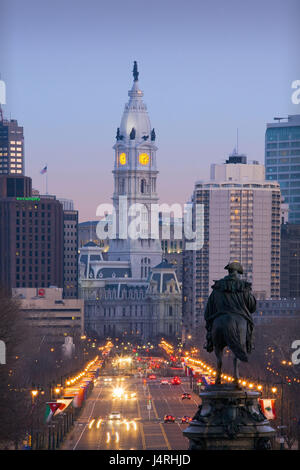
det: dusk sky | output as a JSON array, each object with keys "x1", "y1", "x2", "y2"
[{"x1": 0, "y1": 0, "x2": 300, "y2": 221}]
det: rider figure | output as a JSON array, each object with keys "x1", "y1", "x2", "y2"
[{"x1": 204, "y1": 261, "x2": 256, "y2": 355}]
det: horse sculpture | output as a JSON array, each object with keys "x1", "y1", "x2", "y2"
[{"x1": 204, "y1": 262, "x2": 256, "y2": 385}]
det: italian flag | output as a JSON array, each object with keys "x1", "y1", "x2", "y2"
[
  {"x1": 44, "y1": 402, "x2": 63, "y2": 423},
  {"x1": 259, "y1": 399, "x2": 276, "y2": 420}
]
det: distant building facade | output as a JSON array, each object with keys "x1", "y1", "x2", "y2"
[
  {"x1": 12, "y1": 287, "x2": 84, "y2": 344},
  {"x1": 0, "y1": 177, "x2": 64, "y2": 290},
  {"x1": 81, "y1": 253, "x2": 182, "y2": 340},
  {"x1": 78, "y1": 214, "x2": 184, "y2": 281},
  {"x1": 182, "y1": 153, "x2": 281, "y2": 340},
  {"x1": 280, "y1": 223, "x2": 300, "y2": 299},
  {"x1": 265, "y1": 114, "x2": 300, "y2": 224},
  {"x1": 254, "y1": 298, "x2": 300, "y2": 324},
  {"x1": 63, "y1": 209, "x2": 79, "y2": 298},
  {"x1": 0, "y1": 117, "x2": 25, "y2": 175}
]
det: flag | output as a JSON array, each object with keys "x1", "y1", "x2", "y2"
[
  {"x1": 201, "y1": 375, "x2": 209, "y2": 386},
  {"x1": 40, "y1": 165, "x2": 47, "y2": 174},
  {"x1": 53, "y1": 398, "x2": 73, "y2": 416},
  {"x1": 198, "y1": 374, "x2": 214, "y2": 386},
  {"x1": 259, "y1": 399, "x2": 276, "y2": 420},
  {"x1": 44, "y1": 402, "x2": 62, "y2": 423},
  {"x1": 73, "y1": 388, "x2": 84, "y2": 408}
]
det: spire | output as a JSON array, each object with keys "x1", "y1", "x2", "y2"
[{"x1": 133, "y1": 61, "x2": 139, "y2": 81}]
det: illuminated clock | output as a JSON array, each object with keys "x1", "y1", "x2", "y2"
[
  {"x1": 139, "y1": 153, "x2": 149, "y2": 165},
  {"x1": 119, "y1": 152, "x2": 126, "y2": 165}
]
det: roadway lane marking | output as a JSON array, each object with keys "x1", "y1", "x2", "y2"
[
  {"x1": 73, "y1": 387, "x2": 103, "y2": 450},
  {"x1": 136, "y1": 389, "x2": 146, "y2": 450},
  {"x1": 151, "y1": 395, "x2": 172, "y2": 450}
]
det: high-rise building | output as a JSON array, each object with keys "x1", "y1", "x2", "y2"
[
  {"x1": 280, "y1": 223, "x2": 300, "y2": 298},
  {"x1": 0, "y1": 173, "x2": 31, "y2": 198},
  {"x1": 265, "y1": 114, "x2": 300, "y2": 224},
  {"x1": 0, "y1": 177, "x2": 64, "y2": 290},
  {"x1": 63, "y1": 209, "x2": 79, "y2": 298},
  {"x1": 182, "y1": 153, "x2": 281, "y2": 339},
  {"x1": 0, "y1": 117, "x2": 25, "y2": 175}
]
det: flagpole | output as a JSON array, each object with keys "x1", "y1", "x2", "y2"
[{"x1": 46, "y1": 163, "x2": 48, "y2": 195}]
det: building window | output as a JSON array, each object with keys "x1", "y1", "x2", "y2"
[{"x1": 141, "y1": 179, "x2": 146, "y2": 194}]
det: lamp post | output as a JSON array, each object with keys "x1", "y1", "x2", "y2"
[
  {"x1": 271, "y1": 379, "x2": 285, "y2": 449},
  {"x1": 30, "y1": 386, "x2": 39, "y2": 449}
]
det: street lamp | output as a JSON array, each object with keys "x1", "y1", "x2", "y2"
[{"x1": 31, "y1": 388, "x2": 39, "y2": 404}]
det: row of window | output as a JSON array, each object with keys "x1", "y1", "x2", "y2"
[
  {"x1": 267, "y1": 174, "x2": 300, "y2": 180},
  {"x1": 267, "y1": 165, "x2": 300, "y2": 172},
  {"x1": 266, "y1": 150, "x2": 300, "y2": 156},
  {"x1": 266, "y1": 141, "x2": 300, "y2": 148},
  {"x1": 16, "y1": 266, "x2": 51, "y2": 272},
  {"x1": 16, "y1": 275, "x2": 51, "y2": 280},
  {"x1": 266, "y1": 127, "x2": 300, "y2": 141}
]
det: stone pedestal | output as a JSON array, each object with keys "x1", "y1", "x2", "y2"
[{"x1": 183, "y1": 384, "x2": 276, "y2": 450}]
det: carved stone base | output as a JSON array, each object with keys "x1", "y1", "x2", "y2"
[{"x1": 183, "y1": 384, "x2": 276, "y2": 450}]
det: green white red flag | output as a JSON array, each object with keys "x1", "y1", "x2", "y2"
[{"x1": 259, "y1": 398, "x2": 276, "y2": 420}]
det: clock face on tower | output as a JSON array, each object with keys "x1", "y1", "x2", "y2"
[
  {"x1": 119, "y1": 152, "x2": 127, "y2": 165},
  {"x1": 139, "y1": 153, "x2": 149, "y2": 165}
]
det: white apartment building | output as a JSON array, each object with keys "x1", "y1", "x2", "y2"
[{"x1": 182, "y1": 153, "x2": 281, "y2": 340}]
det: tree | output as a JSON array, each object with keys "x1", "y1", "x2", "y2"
[{"x1": 0, "y1": 287, "x2": 32, "y2": 448}]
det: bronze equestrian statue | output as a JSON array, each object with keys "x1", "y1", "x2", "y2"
[{"x1": 204, "y1": 262, "x2": 256, "y2": 385}]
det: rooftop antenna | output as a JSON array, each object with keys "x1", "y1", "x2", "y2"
[{"x1": 236, "y1": 128, "x2": 239, "y2": 154}]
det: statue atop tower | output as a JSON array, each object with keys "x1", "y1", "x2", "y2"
[{"x1": 133, "y1": 61, "x2": 139, "y2": 81}]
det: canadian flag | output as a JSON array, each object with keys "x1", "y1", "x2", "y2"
[{"x1": 259, "y1": 398, "x2": 276, "y2": 420}]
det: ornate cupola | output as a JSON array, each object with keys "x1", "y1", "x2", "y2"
[{"x1": 113, "y1": 61, "x2": 157, "y2": 176}]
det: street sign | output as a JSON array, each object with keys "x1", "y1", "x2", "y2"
[{"x1": 147, "y1": 404, "x2": 152, "y2": 410}]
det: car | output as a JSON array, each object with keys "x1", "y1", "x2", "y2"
[
  {"x1": 148, "y1": 374, "x2": 156, "y2": 380},
  {"x1": 181, "y1": 392, "x2": 191, "y2": 400},
  {"x1": 171, "y1": 376, "x2": 181, "y2": 385},
  {"x1": 181, "y1": 416, "x2": 192, "y2": 424},
  {"x1": 160, "y1": 379, "x2": 169, "y2": 385},
  {"x1": 164, "y1": 414, "x2": 175, "y2": 423},
  {"x1": 109, "y1": 411, "x2": 121, "y2": 420}
]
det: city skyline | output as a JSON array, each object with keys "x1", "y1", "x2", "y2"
[{"x1": 0, "y1": 0, "x2": 300, "y2": 222}]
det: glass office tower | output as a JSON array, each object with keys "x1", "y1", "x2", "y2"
[{"x1": 265, "y1": 115, "x2": 300, "y2": 224}]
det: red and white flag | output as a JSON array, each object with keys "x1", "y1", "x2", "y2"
[
  {"x1": 259, "y1": 398, "x2": 276, "y2": 420},
  {"x1": 53, "y1": 398, "x2": 73, "y2": 416}
]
